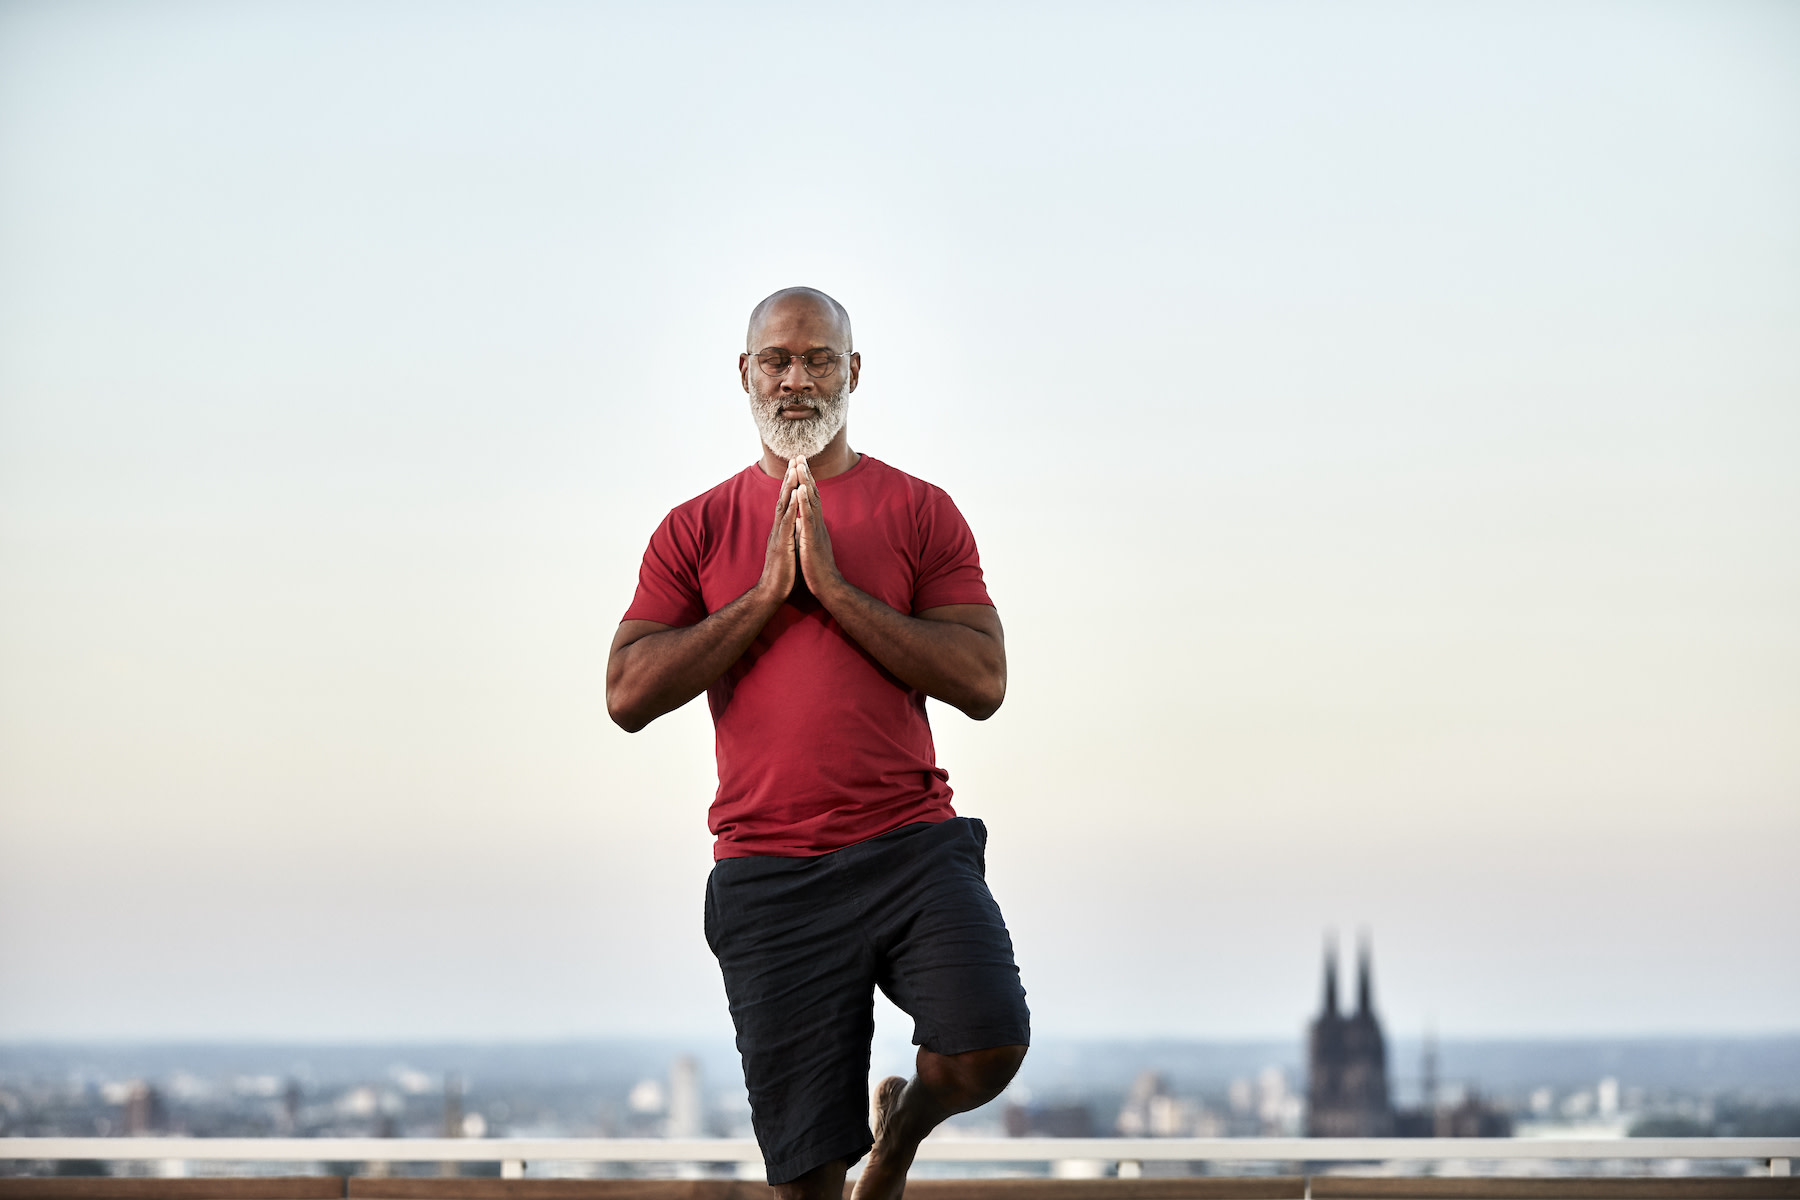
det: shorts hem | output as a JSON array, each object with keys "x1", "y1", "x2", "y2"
[
  {"x1": 917, "y1": 1023, "x2": 1032, "y2": 1058},
  {"x1": 764, "y1": 1131, "x2": 875, "y2": 1187}
]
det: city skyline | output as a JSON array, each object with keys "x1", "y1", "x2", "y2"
[{"x1": 8, "y1": 1032, "x2": 1799, "y2": 1143}]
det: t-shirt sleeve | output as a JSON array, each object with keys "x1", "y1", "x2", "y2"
[
  {"x1": 912, "y1": 487, "x2": 994, "y2": 612},
  {"x1": 622, "y1": 509, "x2": 709, "y2": 627}
]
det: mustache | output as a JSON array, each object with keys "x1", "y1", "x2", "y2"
[{"x1": 752, "y1": 387, "x2": 847, "y2": 416}]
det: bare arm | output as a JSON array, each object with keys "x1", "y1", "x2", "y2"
[
  {"x1": 793, "y1": 462, "x2": 1007, "y2": 721},
  {"x1": 817, "y1": 591, "x2": 1007, "y2": 720},
  {"x1": 605, "y1": 461, "x2": 802, "y2": 732}
]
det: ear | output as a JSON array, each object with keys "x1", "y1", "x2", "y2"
[
  {"x1": 847, "y1": 351, "x2": 861, "y2": 393},
  {"x1": 739, "y1": 352, "x2": 752, "y2": 393}
]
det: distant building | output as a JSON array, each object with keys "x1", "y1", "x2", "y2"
[
  {"x1": 1003, "y1": 1101, "x2": 1095, "y2": 1138},
  {"x1": 1305, "y1": 936, "x2": 1513, "y2": 1138},
  {"x1": 442, "y1": 1074, "x2": 463, "y2": 1139},
  {"x1": 1394, "y1": 1088, "x2": 1512, "y2": 1137},
  {"x1": 1115, "y1": 1070, "x2": 1218, "y2": 1137},
  {"x1": 1305, "y1": 935, "x2": 1394, "y2": 1136},
  {"x1": 123, "y1": 1083, "x2": 168, "y2": 1135},
  {"x1": 280, "y1": 1079, "x2": 302, "y2": 1134},
  {"x1": 667, "y1": 1055, "x2": 702, "y2": 1138}
]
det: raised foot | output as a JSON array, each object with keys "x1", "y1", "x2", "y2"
[{"x1": 852, "y1": 1075, "x2": 912, "y2": 1200}]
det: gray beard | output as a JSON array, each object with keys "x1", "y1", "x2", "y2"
[{"x1": 749, "y1": 380, "x2": 850, "y2": 460}]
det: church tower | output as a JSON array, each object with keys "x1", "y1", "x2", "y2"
[{"x1": 1306, "y1": 931, "x2": 1395, "y2": 1136}]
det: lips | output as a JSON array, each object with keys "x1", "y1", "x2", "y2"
[{"x1": 779, "y1": 405, "x2": 818, "y2": 419}]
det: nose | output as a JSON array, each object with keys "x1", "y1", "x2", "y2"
[{"x1": 777, "y1": 359, "x2": 815, "y2": 391}]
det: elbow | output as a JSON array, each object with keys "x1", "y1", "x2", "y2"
[
  {"x1": 605, "y1": 678, "x2": 651, "y2": 734},
  {"x1": 961, "y1": 675, "x2": 1007, "y2": 722}
]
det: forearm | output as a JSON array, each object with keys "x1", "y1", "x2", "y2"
[
  {"x1": 606, "y1": 585, "x2": 783, "y2": 732},
  {"x1": 817, "y1": 583, "x2": 1006, "y2": 720}
]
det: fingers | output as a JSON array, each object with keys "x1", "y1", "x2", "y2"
[
  {"x1": 795, "y1": 459, "x2": 823, "y2": 524},
  {"x1": 775, "y1": 458, "x2": 800, "y2": 517},
  {"x1": 775, "y1": 462, "x2": 802, "y2": 549},
  {"x1": 779, "y1": 487, "x2": 800, "y2": 546},
  {"x1": 768, "y1": 460, "x2": 801, "y2": 567},
  {"x1": 786, "y1": 458, "x2": 828, "y2": 556}
]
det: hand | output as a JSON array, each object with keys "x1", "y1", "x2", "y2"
[
  {"x1": 758, "y1": 459, "x2": 801, "y2": 604},
  {"x1": 794, "y1": 458, "x2": 845, "y2": 599}
]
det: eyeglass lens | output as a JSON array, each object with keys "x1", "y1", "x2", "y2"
[{"x1": 757, "y1": 351, "x2": 840, "y2": 378}]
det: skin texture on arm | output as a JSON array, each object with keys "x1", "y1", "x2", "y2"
[
  {"x1": 605, "y1": 461, "x2": 802, "y2": 732},
  {"x1": 793, "y1": 459, "x2": 1007, "y2": 721},
  {"x1": 606, "y1": 604, "x2": 766, "y2": 734},
  {"x1": 833, "y1": 596, "x2": 1006, "y2": 721}
]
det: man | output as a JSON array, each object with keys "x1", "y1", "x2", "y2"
[{"x1": 606, "y1": 287, "x2": 1029, "y2": 1200}]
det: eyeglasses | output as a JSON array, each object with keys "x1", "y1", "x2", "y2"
[{"x1": 751, "y1": 348, "x2": 852, "y2": 378}]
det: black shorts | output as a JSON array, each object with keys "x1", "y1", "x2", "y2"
[{"x1": 704, "y1": 816, "x2": 1030, "y2": 1186}]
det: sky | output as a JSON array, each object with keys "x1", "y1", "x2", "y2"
[{"x1": 1, "y1": 0, "x2": 1796, "y2": 1043}]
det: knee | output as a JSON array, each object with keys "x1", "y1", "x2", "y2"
[
  {"x1": 976, "y1": 1043, "x2": 1028, "y2": 1091},
  {"x1": 920, "y1": 1043, "x2": 1027, "y2": 1108}
]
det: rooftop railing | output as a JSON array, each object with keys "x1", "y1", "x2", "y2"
[{"x1": 1, "y1": 1136, "x2": 1795, "y2": 1188}]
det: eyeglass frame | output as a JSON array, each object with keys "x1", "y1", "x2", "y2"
[{"x1": 747, "y1": 346, "x2": 857, "y2": 379}]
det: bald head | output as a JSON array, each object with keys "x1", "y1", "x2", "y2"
[{"x1": 746, "y1": 286, "x2": 853, "y2": 353}]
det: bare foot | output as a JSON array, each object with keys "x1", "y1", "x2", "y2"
[
  {"x1": 871, "y1": 1074, "x2": 907, "y2": 1144},
  {"x1": 852, "y1": 1075, "x2": 911, "y2": 1200},
  {"x1": 852, "y1": 1047, "x2": 1025, "y2": 1200}
]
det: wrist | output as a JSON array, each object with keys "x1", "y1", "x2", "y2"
[
  {"x1": 812, "y1": 571, "x2": 855, "y2": 610},
  {"x1": 749, "y1": 575, "x2": 791, "y2": 612}
]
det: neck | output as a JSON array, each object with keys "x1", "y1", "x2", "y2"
[{"x1": 757, "y1": 425, "x2": 857, "y2": 480}]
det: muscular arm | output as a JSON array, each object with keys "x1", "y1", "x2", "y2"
[
  {"x1": 605, "y1": 586, "x2": 788, "y2": 733},
  {"x1": 606, "y1": 461, "x2": 802, "y2": 733},
  {"x1": 793, "y1": 461, "x2": 1007, "y2": 721},
  {"x1": 820, "y1": 591, "x2": 1007, "y2": 720}
]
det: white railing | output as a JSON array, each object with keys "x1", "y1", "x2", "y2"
[{"x1": 2, "y1": 1137, "x2": 1795, "y2": 1178}]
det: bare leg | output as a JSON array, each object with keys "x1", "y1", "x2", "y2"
[
  {"x1": 774, "y1": 1158, "x2": 847, "y2": 1200},
  {"x1": 851, "y1": 1043, "x2": 1027, "y2": 1200}
]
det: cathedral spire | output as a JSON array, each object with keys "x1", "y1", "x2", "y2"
[
  {"x1": 1322, "y1": 931, "x2": 1339, "y2": 1016},
  {"x1": 1356, "y1": 931, "x2": 1374, "y2": 1016}
]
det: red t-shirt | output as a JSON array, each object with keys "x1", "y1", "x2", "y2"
[{"x1": 622, "y1": 454, "x2": 994, "y2": 859}]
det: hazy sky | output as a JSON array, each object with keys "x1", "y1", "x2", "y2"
[{"x1": 2, "y1": 1, "x2": 1796, "y2": 1043}]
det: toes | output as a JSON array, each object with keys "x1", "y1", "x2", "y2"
[{"x1": 871, "y1": 1075, "x2": 907, "y2": 1142}]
